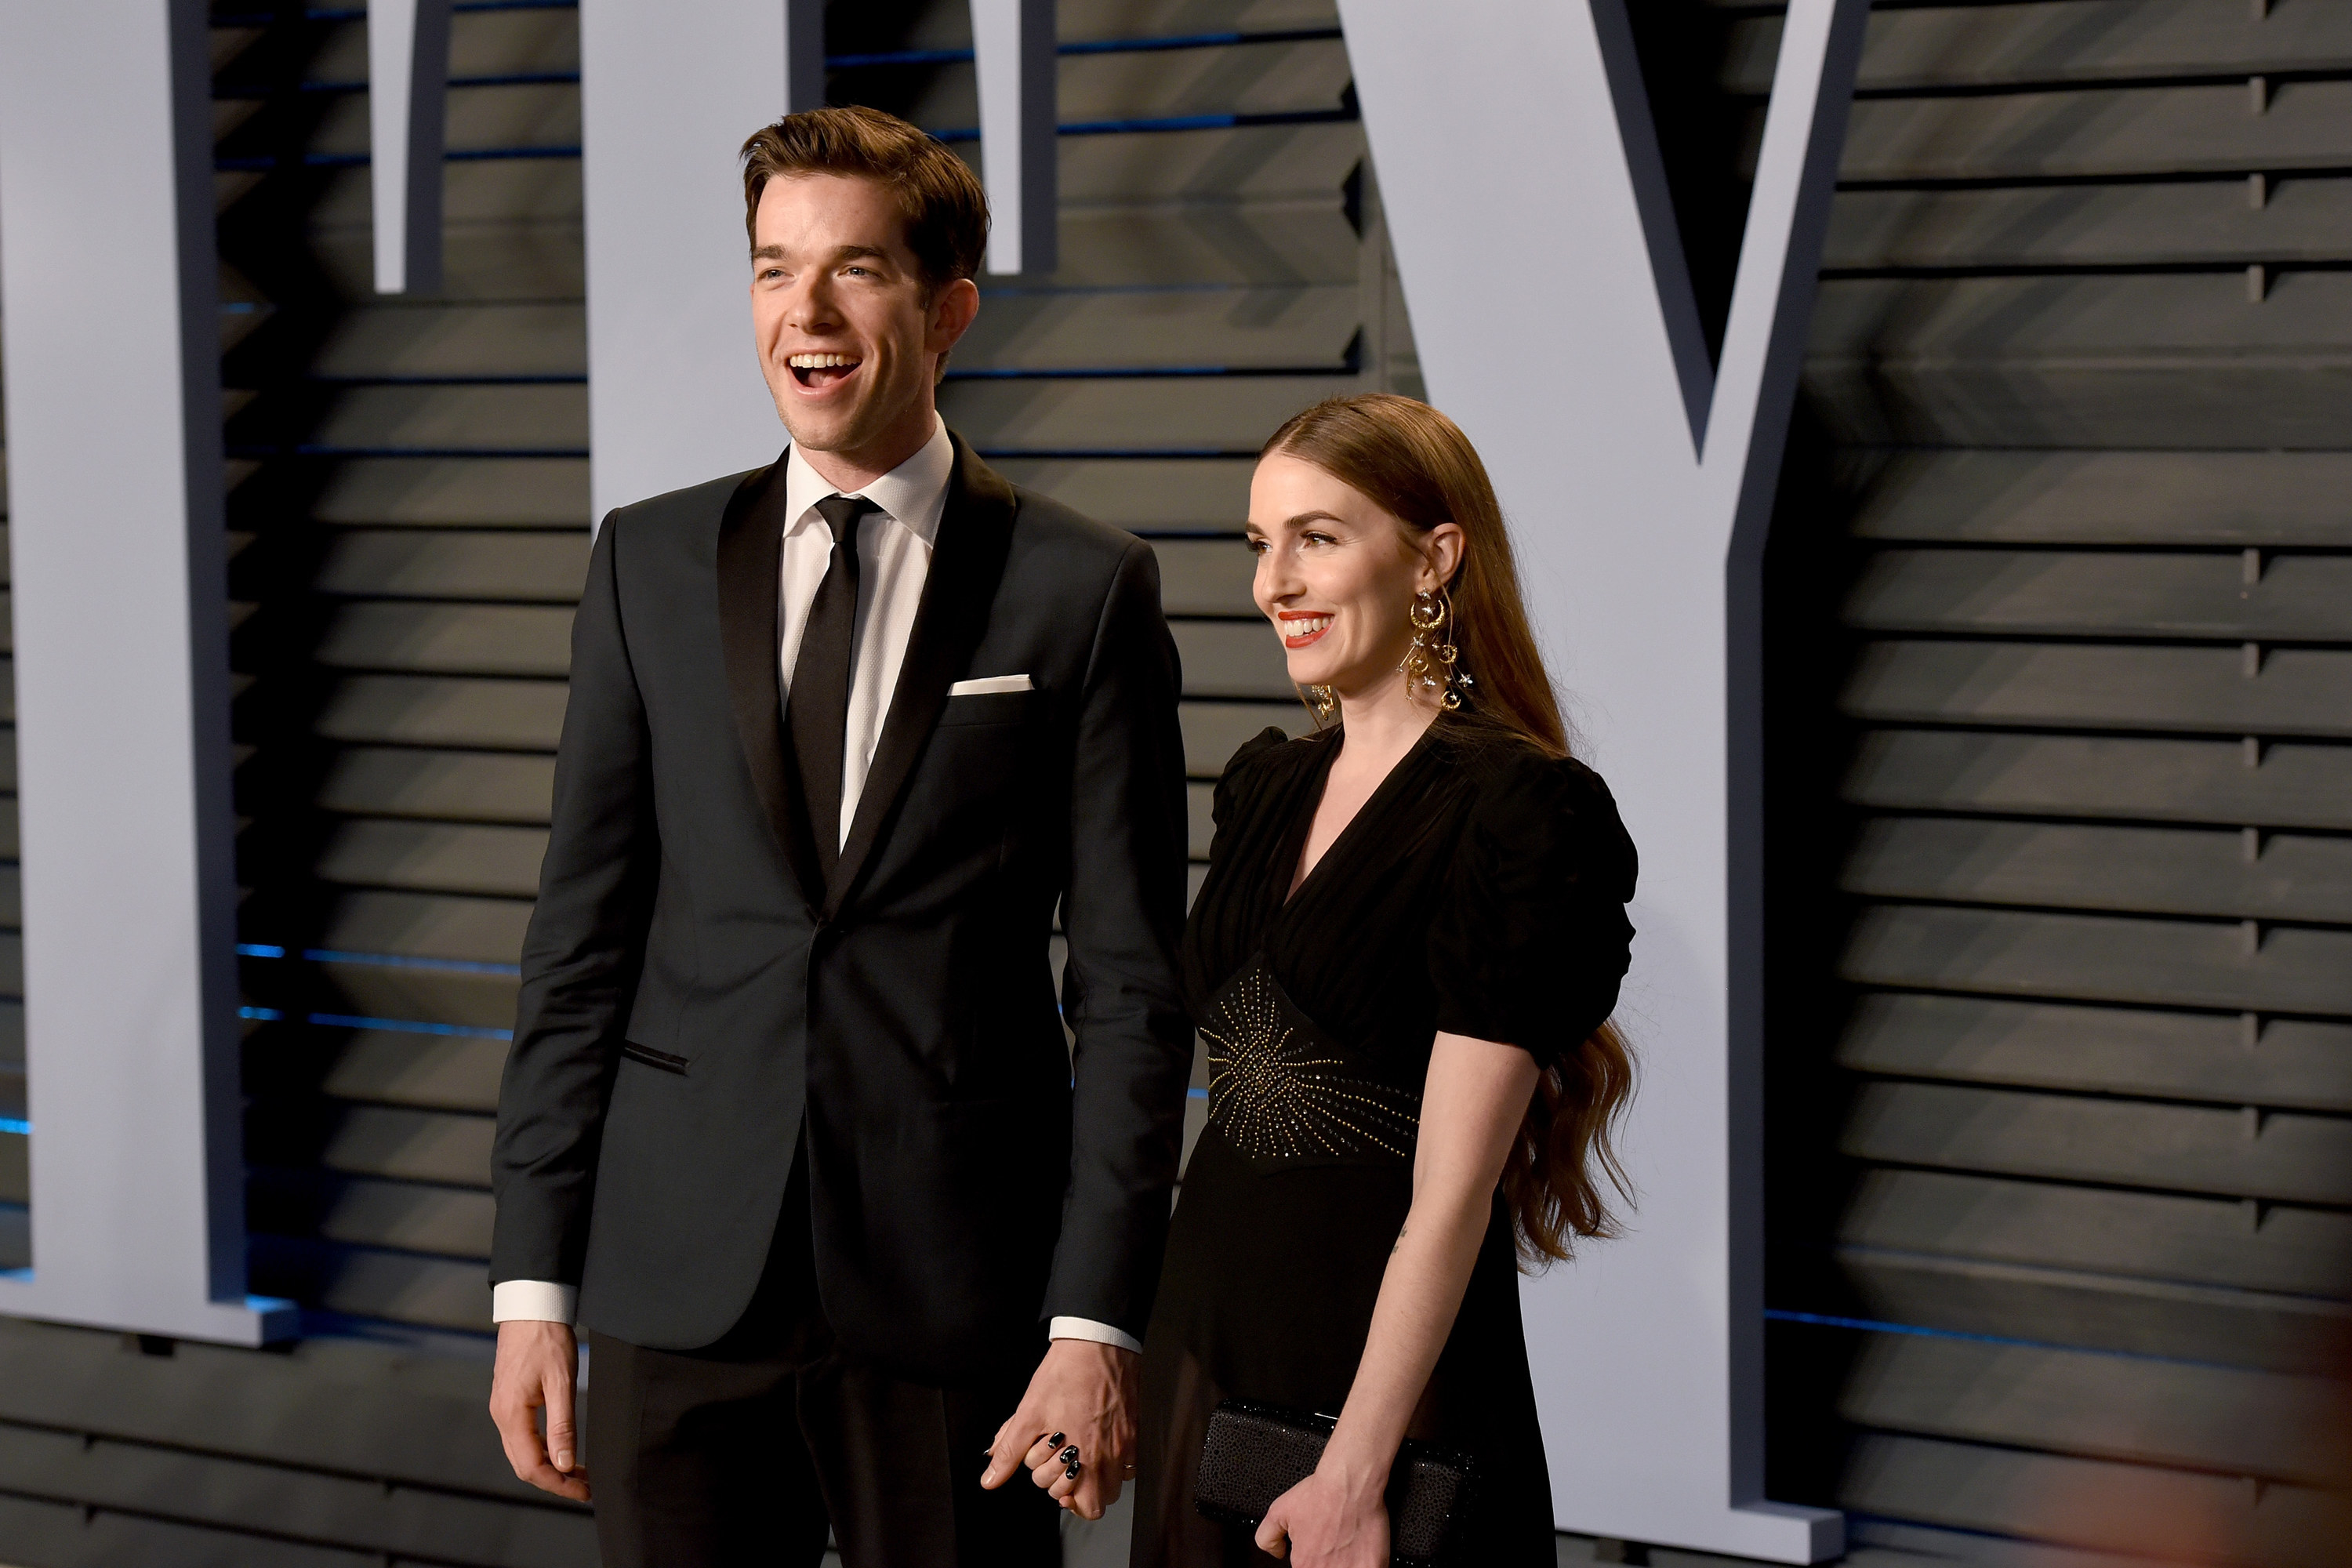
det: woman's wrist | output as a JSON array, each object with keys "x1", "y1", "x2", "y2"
[{"x1": 1316, "y1": 1427, "x2": 1399, "y2": 1500}]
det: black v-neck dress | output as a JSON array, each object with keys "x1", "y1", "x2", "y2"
[{"x1": 1131, "y1": 719, "x2": 1639, "y2": 1566}]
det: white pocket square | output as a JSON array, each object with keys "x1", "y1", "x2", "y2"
[{"x1": 947, "y1": 673, "x2": 1033, "y2": 696}]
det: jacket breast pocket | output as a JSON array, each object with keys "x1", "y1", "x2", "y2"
[{"x1": 937, "y1": 689, "x2": 1035, "y2": 728}]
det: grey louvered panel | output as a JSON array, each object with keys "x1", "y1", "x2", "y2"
[
  {"x1": 904, "y1": 36, "x2": 1349, "y2": 128},
  {"x1": 1842, "y1": 642, "x2": 2352, "y2": 739},
  {"x1": 1173, "y1": 619, "x2": 1290, "y2": 699},
  {"x1": 1840, "y1": 818, "x2": 2352, "y2": 927},
  {"x1": 1842, "y1": 1081, "x2": 2352, "y2": 1205},
  {"x1": 302, "y1": 891, "x2": 532, "y2": 967},
  {"x1": 1057, "y1": 122, "x2": 1363, "y2": 205},
  {"x1": 0, "y1": 657, "x2": 14, "y2": 723},
  {"x1": 316, "y1": 1107, "x2": 494, "y2": 1189},
  {"x1": 1808, "y1": 274, "x2": 2352, "y2": 449},
  {"x1": 318, "y1": 1029, "x2": 508, "y2": 1115},
  {"x1": 310, "y1": 959, "x2": 519, "y2": 1033},
  {"x1": 255, "y1": 1172, "x2": 494, "y2": 1261},
  {"x1": 308, "y1": 383, "x2": 589, "y2": 454},
  {"x1": 0, "y1": 1131, "x2": 23, "y2": 1205},
  {"x1": 1840, "y1": 1333, "x2": 2352, "y2": 1487},
  {"x1": 312, "y1": 676, "x2": 568, "y2": 753},
  {"x1": 992, "y1": 457, "x2": 1252, "y2": 532},
  {"x1": 317, "y1": 747, "x2": 555, "y2": 824},
  {"x1": 313, "y1": 161, "x2": 584, "y2": 230},
  {"x1": 1842, "y1": 1170, "x2": 2352, "y2": 1299},
  {"x1": 941, "y1": 373, "x2": 1356, "y2": 453},
  {"x1": 1845, "y1": 732, "x2": 2352, "y2": 832},
  {"x1": 1845, "y1": 550, "x2": 2352, "y2": 643},
  {"x1": 953, "y1": 285, "x2": 1358, "y2": 372},
  {"x1": 307, "y1": 82, "x2": 579, "y2": 160},
  {"x1": 1847, "y1": 451, "x2": 2352, "y2": 550},
  {"x1": 299, "y1": 7, "x2": 578, "y2": 84},
  {"x1": 1835, "y1": 81, "x2": 2352, "y2": 185},
  {"x1": 1727, "y1": 1, "x2": 2352, "y2": 94},
  {"x1": 309, "y1": 305, "x2": 586, "y2": 381},
  {"x1": 1844, "y1": 905, "x2": 2352, "y2": 1015},
  {"x1": 312, "y1": 223, "x2": 587, "y2": 305},
  {"x1": 1840, "y1": 1246, "x2": 2352, "y2": 1376},
  {"x1": 1156, "y1": 538, "x2": 1256, "y2": 615},
  {"x1": 0, "y1": 934, "x2": 22, "y2": 994},
  {"x1": 0, "y1": 1202, "x2": 23, "y2": 1271},
  {"x1": 1180, "y1": 699, "x2": 1307, "y2": 779},
  {"x1": 1840, "y1": 993, "x2": 2352, "y2": 1113},
  {"x1": 1187, "y1": 781, "x2": 1215, "y2": 859},
  {"x1": 1827, "y1": 180, "x2": 2352, "y2": 272},
  {"x1": 314, "y1": 820, "x2": 549, "y2": 899},
  {"x1": 314, "y1": 531, "x2": 588, "y2": 602},
  {"x1": 251, "y1": 1240, "x2": 495, "y2": 1336},
  {"x1": 1813, "y1": 270, "x2": 2352, "y2": 365},
  {"x1": 314, "y1": 602, "x2": 572, "y2": 678},
  {"x1": 307, "y1": 457, "x2": 592, "y2": 528},
  {"x1": 0, "y1": 1315, "x2": 571, "y2": 1503},
  {"x1": 0, "y1": 1486, "x2": 416, "y2": 1568},
  {"x1": 1058, "y1": 0, "x2": 1339, "y2": 42},
  {"x1": 1050, "y1": 199, "x2": 1359, "y2": 289},
  {"x1": 0, "y1": 1422, "x2": 597, "y2": 1567},
  {"x1": 1840, "y1": 1432, "x2": 2347, "y2": 1568}
]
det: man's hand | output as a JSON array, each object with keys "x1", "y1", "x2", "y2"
[
  {"x1": 979, "y1": 1338, "x2": 1138, "y2": 1521},
  {"x1": 489, "y1": 1319, "x2": 591, "y2": 1503}
]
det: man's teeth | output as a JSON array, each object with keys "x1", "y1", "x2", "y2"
[
  {"x1": 1286, "y1": 616, "x2": 1333, "y2": 637},
  {"x1": 789, "y1": 353, "x2": 861, "y2": 368}
]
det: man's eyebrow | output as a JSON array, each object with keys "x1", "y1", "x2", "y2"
[{"x1": 750, "y1": 243, "x2": 786, "y2": 262}]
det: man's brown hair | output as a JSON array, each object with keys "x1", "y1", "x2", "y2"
[{"x1": 740, "y1": 106, "x2": 989, "y2": 291}]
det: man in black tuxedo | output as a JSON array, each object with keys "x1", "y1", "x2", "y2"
[{"x1": 487, "y1": 105, "x2": 1194, "y2": 1566}]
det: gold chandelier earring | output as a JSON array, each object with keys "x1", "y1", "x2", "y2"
[{"x1": 1401, "y1": 586, "x2": 1472, "y2": 711}]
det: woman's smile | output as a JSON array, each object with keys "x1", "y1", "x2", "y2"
[{"x1": 1279, "y1": 612, "x2": 1334, "y2": 648}]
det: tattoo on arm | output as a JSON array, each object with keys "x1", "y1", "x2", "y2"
[{"x1": 1392, "y1": 1221, "x2": 1408, "y2": 1255}]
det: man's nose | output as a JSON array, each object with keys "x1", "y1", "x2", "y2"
[{"x1": 786, "y1": 274, "x2": 838, "y2": 330}]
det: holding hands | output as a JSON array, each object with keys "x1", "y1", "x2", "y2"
[{"x1": 979, "y1": 1338, "x2": 1140, "y2": 1521}]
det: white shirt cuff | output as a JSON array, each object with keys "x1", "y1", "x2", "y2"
[
  {"x1": 1049, "y1": 1316, "x2": 1142, "y2": 1354},
  {"x1": 492, "y1": 1279, "x2": 579, "y2": 1325}
]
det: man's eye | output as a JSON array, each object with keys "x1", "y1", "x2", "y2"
[{"x1": 844, "y1": 266, "x2": 870, "y2": 277}]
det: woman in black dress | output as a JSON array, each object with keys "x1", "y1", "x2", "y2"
[{"x1": 1127, "y1": 394, "x2": 1639, "y2": 1566}]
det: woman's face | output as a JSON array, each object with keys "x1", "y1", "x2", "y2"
[{"x1": 1245, "y1": 451, "x2": 1460, "y2": 699}]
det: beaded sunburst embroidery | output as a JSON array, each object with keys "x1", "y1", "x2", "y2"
[{"x1": 1201, "y1": 965, "x2": 1421, "y2": 1162}]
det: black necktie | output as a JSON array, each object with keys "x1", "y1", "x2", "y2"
[{"x1": 789, "y1": 493, "x2": 881, "y2": 880}]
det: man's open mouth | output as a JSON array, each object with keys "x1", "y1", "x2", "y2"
[{"x1": 789, "y1": 352, "x2": 862, "y2": 389}]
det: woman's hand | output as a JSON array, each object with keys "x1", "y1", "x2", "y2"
[{"x1": 1254, "y1": 1462, "x2": 1391, "y2": 1566}]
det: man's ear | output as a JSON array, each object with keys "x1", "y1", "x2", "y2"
[{"x1": 927, "y1": 276, "x2": 982, "y2": 355}]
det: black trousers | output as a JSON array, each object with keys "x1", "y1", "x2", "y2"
[{"x1": 583, "y1": 1156, "x2": 1062, "y2": 1568}]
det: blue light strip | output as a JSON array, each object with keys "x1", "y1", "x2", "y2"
[
  {"x1": 1764, "y1": 1308, "x2": 2242, "y2": 1370},
  {"x1": 240, "y1": 943, "x2": 521, "y2": 977},
  {"x1": 308, "y1": 1014, "x2": 513, "y2": 1040},
  {"x1": 0, "y1": 1117, "x2": 28, "y2": 1136}
]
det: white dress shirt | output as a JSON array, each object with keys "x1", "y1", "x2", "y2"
[{"x1": 495, "y1": 416, "x2": 1139, "y2": 1354}]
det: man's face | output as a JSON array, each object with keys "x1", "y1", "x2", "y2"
[{"x1": 750, "y1": 172, "x2": 976, "y2": 463}]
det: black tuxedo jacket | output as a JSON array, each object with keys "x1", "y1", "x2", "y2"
[{"x1": 490, "y1": 434, "x2": 1194, "y2": 1377}]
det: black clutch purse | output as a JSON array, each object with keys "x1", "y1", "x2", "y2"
[{"x1": 1192, "y1": 1399, "x2": 1476, "y2": 1566}]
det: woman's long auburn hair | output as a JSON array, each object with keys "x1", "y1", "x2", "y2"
[{"x1": 1262, "y1": 392, "x2": 1637, "y2": 1266}]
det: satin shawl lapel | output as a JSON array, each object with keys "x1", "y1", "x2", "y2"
[
  {"x1": 715, "y1": 454, "x2": 826, "y2": 910},
  {"x1": 826, "y1": 434, "x2": 1018, "y2": 917}
]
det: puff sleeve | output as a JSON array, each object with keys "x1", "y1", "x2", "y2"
[
  {"x1": 1211, "y1": 727, "x2": 1296, "y2": 833},
  {"x1": 1428, "y1": 752, "x2": 1638, "y2": 1065}
]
